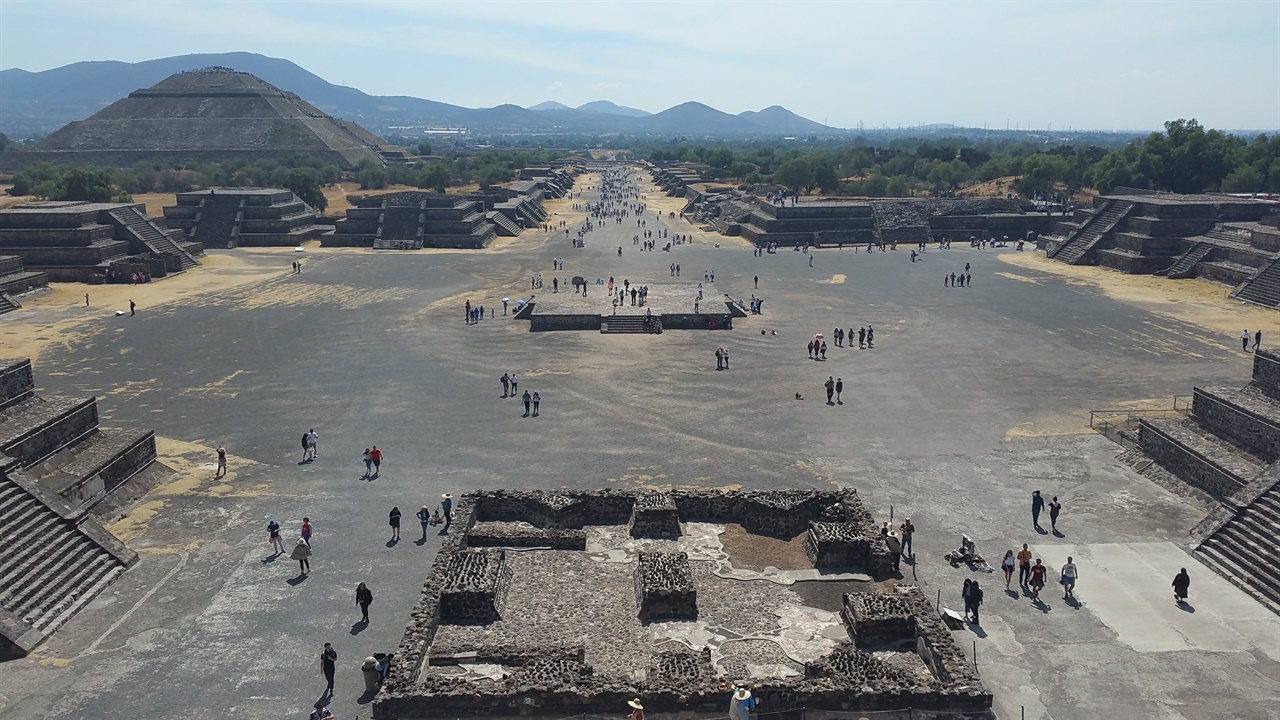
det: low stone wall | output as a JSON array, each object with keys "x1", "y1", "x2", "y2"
[
  {"x1": 627, "y1": 492, "x2": 681, "y2": 538},
  {"x1": 466, "y1": 522, "x2": 587, "y2": 550},
  {"x1": 805, "y1": 522, "x2": 874, "y2": 569},
  {"x1": 634, "y1": 551, "x2": 696, "y2": 621},
  {"x1": 0, "y1": 397, "x2": 99, "y2": 466},
  {"x1": 1138, "y1": 420, "x2": 1245, "y2": 498},
  {"x1": 529, "y1": 314, "x2": 602, "y2": 332},
  {"x1": 439, "y1": 549, "x2": 513, "y2": 624}
]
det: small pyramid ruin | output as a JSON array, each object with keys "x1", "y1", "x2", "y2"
[{"x1": 20, "y1": 67, "x2": 394, "y2": 169}]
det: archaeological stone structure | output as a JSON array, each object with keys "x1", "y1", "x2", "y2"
[
  {"x1": 373, "y1": 489, "x2": 992, "y2": 720},
  {"x1": 0, "y1": 255, "x2": 48, "y2": 314},
  {"x1": 0, "y1": 201, "x2": 201, "y2": 282},
  {"x1": 1130, "y1": 350, "x2": 1280, "y2": 613},
  {"x1": 7, "y1": 68, "x2": 405, "y2": 170},
  {"x1": 657, "y1": 169, "x2": 1060, "y2": 250},
  {"x1": 1041, "y1": 189, "x2": 1280, "y2": 306},
  {"x1": 163, "y1": 188, "x2": 326, "y2": 249},
  {"x1": 0, "y1": 358, "x2": 164, "y2": 658}
]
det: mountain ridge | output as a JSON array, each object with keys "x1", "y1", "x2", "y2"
[{"x1": 0, "y1": 52, "x2": 845, "y2": 138}]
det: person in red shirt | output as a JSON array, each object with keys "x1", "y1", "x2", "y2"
[{"x1": 369, "y1": 446, "x2": 382, "y2": 476}]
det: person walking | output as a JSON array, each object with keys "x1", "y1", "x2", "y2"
[
  {"x1": 388, "y1": 507, "x2": 402, "y2": 541},
  {"x1": 1172, "y1": 568, "x2": 1191, "y2": 604},
  {"x1": 858, "y1": 327, "x2": 866, "y2": 348},
  {"x1": 1255, "y1": 330, "x2": 1263, "y2": 351},
  {"x1": 1060, "y1": 556, "x2": 1078, "y2": 600},
  {"x1": 716, "y1": 347, "x2": 724, "y2": 370},
  {"x1": 722, "y1": 347, "x2": 729, "y2": 368},
  {"x1": 1016, "y1": 543, "x2": 1033, "y2": 586},
  {"x1": 969, "y1": 581, "x2": 984, "y2": 625},
  {"x1": 267, "y1": 518, "x2": 284, "y2": 554},
  {"x1": 1029, "y1": 558, "x2": 1047, "y2": 600},
  {"x1": 441, "y1": 493, "x2": 453, "y2": 531},
  {"x1": 1031, "y1": 490, "x2": 1045, "y2": 529},
  {"x1": 884, "y1": 528, "x2": 901, "y2": 572},
  {"x1": 129, "y1": 299, "x2": 136, "y2": 316},
  {"x1": 370, "y1": 446, "x2": 382, "y2": 475},
  {"x1": 825, "y1": 376, "x2": 835, "y2": 404},
  {"x1": 962, "y1": 579, "x2": 974, "y2": 621},
  {"x1": 729, "y1": 686, "x2": 757, "y2": 720},
  {"x1": 522, "y1": 390, "x2": 532, "y2": 417},
  {"x1": 362, "y1": 448, "x2": 373, "y2": 477},
  {"x1": 1048, "y1": 495, "x2": 1062, "y2": 532},
  {"x1": 1001, "y1": 550, "x2": 1016, "y2": 589},
  {"x1": 898, "y1": 518, "x2": 914, "y2": 557},
  {"x1": 867, "y1": 325, "x2": 874, "y2": 347},
  {"x1": 510, "y1": 373, "x2": 519, "y2": 396},
  {"x1": 1243, "y1": 329, "x2": 1251, "y2": 351},
  {"x1": 301, "y1": 432, "x2": 311, "y2": 463},
  {"x1": 501, "y1": 373, "x2": 510, "y2": 397},
  {"x1": 215, "y1": 444, "x2": 226, "y2": 478},
  {"x1": 291, "y1": 537, "x2": 312, "y2": 574},
  {"x1": 307, "y1": 429, "x2": 318, "y2": 460},
  {"x1": 835, "y1": 378, "x2": 843, "y2": 402},
  {"x1": 301, "y1": 517, "x2": 313, "y2": 547},
  {"x1": 531, "y1": 392, "x2": 541, "y2": 416},
  {"x1": 320, "y1": 643, "x2": 337, "y2": 696},
  {"x1": 417, "y1": 505, "x2": 431, "y2": 540},
  {"x1": 754, "y1": 275, "x2": 759, "y2": 289},
  {"x1": 355, "y1": 582, "x2": 373, "y2": 622}
]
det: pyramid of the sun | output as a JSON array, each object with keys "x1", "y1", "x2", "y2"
[{"x1": 20, "y1": 67, "x2": 388, "y2": 169}]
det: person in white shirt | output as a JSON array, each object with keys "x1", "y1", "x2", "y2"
[{"x1": 1061, "y1": 557, "x2": 1078, "y2": 600}]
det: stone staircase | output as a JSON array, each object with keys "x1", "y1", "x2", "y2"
[
  {"x1": 1159, "y1": 241, "x2": 1213, "y2": 279},
  {"x1": 108, "y1": 206, "x2": 200, "y2": 271},
  {"x1": 1050, "y1": 199, "x2": 1133, "y2": 264},
  {"x1": 0, "y1": 293, "x2": 19, "y2": 315},
  {"x1": 1137, "y1": 349, "x2": 1280, "y2": 615},
  {"x1": 486, "y1": 211, "x2": 522, "y2": 237},
  {"x1": 1232, "y1": 257, "x2": 1280, "y2": 308},
  {"x1": 600, "y1": 315, "x2": 661, "y2": 334},
  {"x1": 0, "y1": 472, "x2": 129, "y2": 643}
]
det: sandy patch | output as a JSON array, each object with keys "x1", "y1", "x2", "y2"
[
  {"x1": 999, "y1": 252, "x2": 1280, "y2": 337},
  {"x1": 0, "y1": 253, "x2": 287, "y2": 362},
  {"x1": 321, "y1": 182, "x2": 422, "y2": 217},
  {"x1": 994, "y1": 271, "x2": 1042, "y2": 284},
  {"x1": 815, "y1": 274, "x2": 847, "y2": 284}
]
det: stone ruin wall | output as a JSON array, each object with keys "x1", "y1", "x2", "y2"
[
  {"x1": 634, "y1": 551, "x2": 696, "y2": 622},
  {"x1": 439, "y1": 549, "x2": 513, "y2": 624},
  {"x1": 374, "y1": 490, "x2": 987, "y2": 719}
]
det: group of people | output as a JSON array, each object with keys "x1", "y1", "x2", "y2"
[
  {"x1": 463, "y1": 299, "x2": 490, "y2": 324},
  {"x1": 500, "y1": 373, "x2": 542, "y2": 416}
]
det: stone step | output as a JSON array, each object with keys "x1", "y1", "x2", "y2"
[
  {"x1": 36, "y1": 565, "x2": 125, "y2": 635},
  {"x1": 20, "y1": 547, "x2": 116, "y2": 626},
  {"x1": 1194, "y1": 544, "x2": 1280, "y2": 616},
  {"x1": 1199, "y1": 531, "x2": 1280, "y2": 600},
  {"x1": 9, "y1": 540, "x2": 107, "y2": 619},
  {"x1": 1234, "y1": 258, "x2": 1280, "y2": 307},
  {"x1": 0, "y1": 507, "x2": 83, "y2": 591},
  {"x1": 601, "y1": 315, "x2": 661, "y2": 334}
]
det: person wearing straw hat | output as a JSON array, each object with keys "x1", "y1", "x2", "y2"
[
  {"x1": 441, "y1": 493, "x2": 453, "y2": 531},
  {"x1": 627, "y1": 698, "x2": 644, "y2": 720},
  {"x1": 730, "y1": 685, "x2": 758, "y2": 720}
]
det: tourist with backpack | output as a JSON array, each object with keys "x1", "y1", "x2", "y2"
[{"x1": 355, "y1": 582, "x2": 373, "y2": 622}]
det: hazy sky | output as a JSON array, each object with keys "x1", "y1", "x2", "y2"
[{"x1": 3, "y1": 0, "x2": 1278, "y2": 131}]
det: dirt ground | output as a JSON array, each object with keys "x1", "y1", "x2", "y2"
[
  {"x1": 719, "y1": 523, "x2": 813, "y2": 570},
  {"x1": 998, "y1": 251, "x2": 1280, "y2": 337}
]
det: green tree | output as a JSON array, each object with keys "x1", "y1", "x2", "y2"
[
  {"x1": 885, "y1": 175, "x2": 911, "y2": 197},
  {"x1": 417, "y1": 141, "x2": 433, "y2": 157},
  {"x1": 1221, "y1": 166, "x2": 1264, "y2": 194},
  {"x1": 286, "y1": 168, "x2": 327, "y2": 211},
  {"x1": 773, "y1": 158, "x2": 813, "y2": 192},
  {"x1": 60, "y1": 168, "x2": 121, "y2": 202},
  {"x1": 1015, "y1": 154, "x2": 1071, "y2": 196}
]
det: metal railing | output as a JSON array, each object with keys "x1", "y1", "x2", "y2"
[{"x1": 1088, "y1": 395, "x2": 1193, "y2": 449}]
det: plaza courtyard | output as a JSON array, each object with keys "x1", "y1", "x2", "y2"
[{"x1": 1, "y1": 171, "x2": 1279, "y2": 720}]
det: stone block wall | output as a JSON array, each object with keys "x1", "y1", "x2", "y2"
[
  {"x1": 628, "y1": 492, "x2": 681, "y2": 538},
  {"x1": 465, "y1": 523, "x2": 587, "y2": 550},
  {"x1": 0, "y1": 397, "x2": 99, "y2": 466},
  {"x1": 1251, "y1": 349, "x2": 1280, "y2": 400},
  {"x1": 1137, "y1": 420, "x2": 1245, "y2": 498},
  {"x1": 439, "y1": 549, "x2": 513, "y2": 624},
  {"x1": 634, "y1": 551, "x2": 696, "y2": 621},
  {"x1": 0, "y1": 359, "x2": 35, "y2": 409},
  {"x1": 1192, "y1": 388, "x2": 1280, "y2": 462},
  {"x1": 841, "y1": 593, "x2": 915, "y2": 648}
]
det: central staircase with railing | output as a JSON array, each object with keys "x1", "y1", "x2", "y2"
[
  {"x1": 1158, "y1": 241, "x2": 1213, "y2": 279},
  {"x1": 108, "y1": 206, "x2": 200, "y2": 271},
  {"x1": 1049, "y1": 199, "x2": 1133, "y2": 264}
]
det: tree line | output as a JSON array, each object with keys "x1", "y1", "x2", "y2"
[{"x1": 646, "y1": 120, "x2": 1280, "y2": 198}]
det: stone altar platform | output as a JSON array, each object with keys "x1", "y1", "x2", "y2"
[{"x1": 524, "y1": 281, "x2": 748, "y2": 332}]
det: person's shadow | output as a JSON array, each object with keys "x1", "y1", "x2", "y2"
[
  {"x1": 385, "y1": 538, "x2": 399, "y2": 548},
  {"x1": 1052, "y1": 529, "x2": 1066, "y2": 538},
  {"x1": 1177, "y1": 601, "x2": 1196, "y2": 613},
  {"x1": 415, "y1": 536, "x2": 428, "y2": 546},
  {"x1": 1064, "y1": 595, "x2": 1082, "y2": 609},
  {"x1": 350, "y1": 620, "x2": 368, "y2": 635},
  {"x1": 438, "y1": 526, "x2": 450, "y2": 536},
  {"x1": 827, "y1": 398, "x2": 835, "y2": 406},
  {"x1": 1031, "y1": 596, "x2": 1051, "y2": 613},
  {"x1": 837, "y1": 399, "x2": 843, "y2": 405},
  {"x1": 1005, "y1": 588, "x2": 1019, "y2": 599},
  {"x1": 1035, "y1": 525, "x2": 1049, "y2": 535},
  {"x1": 261, "y1": 553, "x2": 279, "y2": 564},
  {"x1": 969, "y1": 623, "x2": 988, "y2": 638},
  {"x1": 287, "y1": 574, "x2": 308, "y2": 586}
]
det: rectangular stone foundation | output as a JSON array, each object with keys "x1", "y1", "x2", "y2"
[
  {"x1": 841, "y1": 593, "x2": 916, "y2": 648},
  {"x1": 627, "y1": 492, "x2": 681, "y2": 538},
  {"x1": 439, "y1": 549, "x2": 513, "y2": 624},
  {"x1": 634, "y1": 551, "x2": 696, "y2": 621}
]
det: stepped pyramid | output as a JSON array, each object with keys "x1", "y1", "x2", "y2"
[{"x1": 19, "y1": 67, "x2": 388, "y2": 169}]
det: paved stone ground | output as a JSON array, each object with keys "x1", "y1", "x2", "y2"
[{"x1": 1, "y1": 171, "x2": 1280, "y2": 720}]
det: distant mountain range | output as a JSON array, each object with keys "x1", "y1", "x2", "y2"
[{"x1": 0, "y1": 52, "x2": 844, "y2": 139}]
